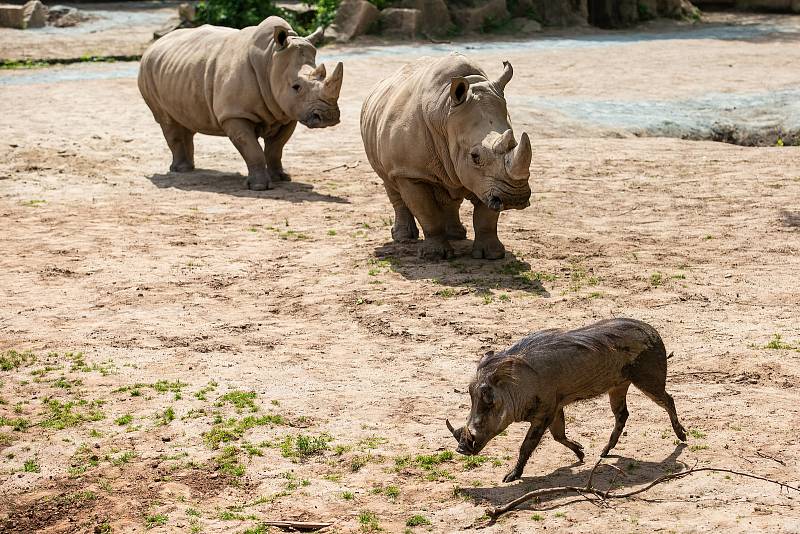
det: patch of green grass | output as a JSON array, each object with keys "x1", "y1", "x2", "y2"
[
  {"x1": 688, "y1": 429, "x2": 706, "y2": 439},
  {"x1": 462, "y1": 455, "x2": 489, "y2": 470},
  {"x1": 650, "y1": 272, "x2": 663, "y2": 287},
  {"x1": 395, "y1": 451, "x2": 454, "y2": 480},
  {"x1": 350, "y1": 454, "x2": 370, "y2": 472},
  {"x1": 23, "y1": 457, "x2": 40, "y2": 473},
  {"x1": 0, "y1": 349, "x2": 35, "y2": 371},
  {"x1": 242, "y1": 524, "x2": 271, "y2": 534},
  {"x1": 327, "y1": 229, "x2": 337, "y2": 236},
  {"x1": 435, "y1": 288, "x2": 457, "y2": 298},
  {"x1": 0, "y1": 432, "x2": 13, "y2": 446},
  {"x1": 215, "y1": 446, "x2": 245, "y2": 477},
  {"x1": 406, "y1": 515, "x2": 430, "y2": 527},
  {"x1": 41, "y1": 399, "x2": 104, "y2": 429},
  {"x1": 690, "y1": 444, "x2": 709, "y2": 452},
  {"x1": 156, "y1": 406, "x2": 175, "y2": 426},
  {"x1": 531, "y1": 513, "x2": 544, "y2": 521},
  {"x1": 53, "y1": 376, "x2": 83, "y2": 389},
  {"x1": 217, "y1": 390, "x2": 258, "y2": 412},
  {"x1": 384, "y1": 485, "x2": 400, "y2": 500},
  {"x1": 242, "y1": 442, "x2": 263, "y2": 457},
  {"x1": 110, "y1": 450, "x2": 136, "y2": 466},
  {"x1": 152, "y1": 380, "x2": 187, "y2": 394},
  {"x1": 186, "y1": 508, "x2": 201, "y2": 517},
  {"x1": 358, "y1": 510, "x2": 381, "y2": 532},
  {"x1": 203, "y1": 414, "x2": 286, "y2": 449},
  {"x1": 145, "y1": 514, "x2": 168, "y2": 529},
  {"x1": 764, "y1": 334, "x2": 794, "y2": 350},
  {"x1": 342, "y1": 491, "x2": 354, "y2": 500},
  {"x1": 280, "y1": 434, "x2": 331, "y2": 460},
  {"x1": 194, "y1": 380, "x2": 218, "y2": 401},
  {"x1": 115, "y1": 414, "x2": 133, "y2": 426}
]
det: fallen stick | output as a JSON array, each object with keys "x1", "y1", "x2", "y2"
[
  {"x1": 486, "y1": 459, "x2": 800, "y2": 520},
  {"x1": 322, "y1": 161, "x2": 359, "y2": 173},
  {"x1": 260, "y1": 519, "x2": 334, "y2": 531}
]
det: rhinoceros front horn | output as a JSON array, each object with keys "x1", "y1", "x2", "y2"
[
  {"x1": 446, "y1": 419, "x2": 463, "y2": 442},
  {"x1": 505, "y1": 131, "x2": 532, "y2": 182},
  {"x1": 323, "y1": 61, "x2": 344, "y2": 101}
]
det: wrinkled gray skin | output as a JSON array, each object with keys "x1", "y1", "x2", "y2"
[
  {"x1": 139, "y1": 17, "x2": 343, "y2": 190},
  {"x1": 446, "y1": 318, "x2": 687, "y2": 483},
  {"x1": 360, "y1": 53, "x2": 532, "y2": 260}
]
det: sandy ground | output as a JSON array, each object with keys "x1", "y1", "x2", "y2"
[{"x1": 1, "y1": 11, "x2": 800, "y2": 534}]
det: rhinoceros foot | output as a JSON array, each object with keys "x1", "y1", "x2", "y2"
[
  {"x1": 270, "y1": 168, "x2": 291, "y2": 182},
  {"x1": 169, "y1": 162, "x2": 195, "y2": 173},
  {"x1": 419, "y1": 237, "x2": 454, "y2": 260},
  {"x1": 445, "y1": 221, "x2": 467, "y2": 241},
  {"x1": 472, "y1": 237, "x2": 505, "y2": 260},
  {"x1": 246, "y1": 173, "x2": 273, "y2": 191}
]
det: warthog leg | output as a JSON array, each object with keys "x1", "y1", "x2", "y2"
[
  {"x1": 550, "y1": 407, "x2": 585, "y2": 462},
  {"x1": 601, "y1": 382, "x2": 631, "y2": 457},
  {"x1": 504, "y1": 412, "x2": 553, "y2": 483}
]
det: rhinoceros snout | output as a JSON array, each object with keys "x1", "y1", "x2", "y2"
[{"x1": 301, "y1": 109, "x2": 340, "y2": 129}]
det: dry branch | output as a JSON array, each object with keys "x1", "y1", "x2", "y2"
[
  {"x1": 486, "y1": 459, "x2": 800, "y2": 520},
  {"x1": 260, "y1": 519, "x2": 333, "y2": 531}
]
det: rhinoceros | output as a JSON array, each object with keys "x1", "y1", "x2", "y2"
[
  {"x1": 360, "y1": 53, "x2": 532, "y2": 260},
  {"x1": 138, "y1": 17, "x2": 343, "y2": 190}
]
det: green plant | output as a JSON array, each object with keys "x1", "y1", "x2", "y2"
[
  {"x1": 358, "y1": 510, "x2": 381, "y2": 532},
  {"x1": 218, "y1": 390, "x2": 258, "y2": 412},
  {"x1": 650, "y1": 272, "x2": 663, "y2": 286},
  {"x1": 115, "y1": 414, "x2": 133, "y2": 426},
  {"x1": 531, "y1": 513, "x2": 544, "y2": 521},
  {"x1": 0, "y1": 350, "x2": 35, "y2": 371},
  {"x1": 765, "y1": 334, "x2": 793, "y2": 350},
  {"x1": 342, "y1": 491, "x2": 354, "y2": 500},
  {"x1": 406, "y1": 515, "x2": 430, "y2": 527},
  {"x1": 280, "y1": 434, "x2": 331, "y2": 459},
  {"x1": 157, "y1": 407, "x2": 175, "y2": 426},
  {"x1": 23, "y1": 457, "x2": 40, "y2": 473},
  {"x1": 145, "y1": 514, "x2": 168, "y2": 528}
]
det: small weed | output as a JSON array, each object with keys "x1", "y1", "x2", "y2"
[
  {"x1": 203, "y1": 414, "x2": 286, "y2": 449},
  {"x1": 462, "y1": 455, "x2": 489, "y2": 470},
  {"x1": 531, "y1": 513, "x2": 544, "y2": 521},
  {"x1": 20, "y1": 199, "x2": 46, "y2": 207},
  {"x1": 0, "y1": 416, "x2": 29, "y2": 431},
  {"x1": 280, "y1": 434, "x2": 331, "y2": 460},
  {"x1": 41, "y1": 399, "x2": 104, "y2": 429},
  {"x1": 110, "y1": 451, "x2": 136, "y2": 466},
  {"x1": 406, "y1": 515, "x2": 430, "y2": 527},
  {"x1": 358, "y1": 510, "x2": 381, "y2": 532},
  {"x1": 23, "y1": 457, "x2": 40, "y2": 473},
  {"x1": 217, "y1": 390, "x2": 258, "y2": 412},
  {"x1": 435, "y1": 288, "x2": 457, "y2": 298},
  {"x1": 115, "y1": 414, "x2": 133, "y2": 426},
  {"x1": 350, "y1": 454, "x2": 370, "y2": 472},
  {"x1": 384, "y1": 485, "x2": 400, "y2": 500},
  {"x1": 145, "y1": 514, "x2": 168, "y2": 529},
  {"x1": 342, "y1": 491, "x2": 354, "y2": 500},
  {"x1": 215, "y1": 446, "x2": 245, "y2": 477},
  {"x1": 186, "y1": 508, "x2": 201, "y2": 517},
  {"x1": 0, "y1": 350, "x2": 36, "y2": 371},
  {"x1": 764, "y1": 334, "x2": 793, "y2": 350},
  {"x1": 650, "y1": 273, "x2": 663, "y2": 287},
  {"x1": 688, "y1": 429, "x2": 706, "y2": 439},
  {"x1": 690, "y1": 444, "x2": 709, "y2": 452}
]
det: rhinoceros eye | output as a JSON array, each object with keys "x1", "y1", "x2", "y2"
[
  {"x1": 292, "y1": 83, "x2": 301, "y2": 93},
  {"x1": 470, "y1": 151, "x2": 481, "y2": 165}
]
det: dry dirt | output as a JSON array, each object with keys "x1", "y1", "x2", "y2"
[{"x1": 1, "y1": 11, "x2": 800, "y2": 534}]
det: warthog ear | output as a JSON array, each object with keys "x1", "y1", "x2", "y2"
[
  {"x1": 450, "y1": 77, "x2": 469, "y2": 107},
  {"x1": 274, "y1": 27, "x2": 289, "y2": 50},
  {"x1": 495, "y1": 61, "x2": 513, "y2": 92}
]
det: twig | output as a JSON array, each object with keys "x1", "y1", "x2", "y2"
[
  {"x1": 259, "y1": 520, "x2": 333, "y2": 531},
  {"x1": 322, "y1": 161, "x2": 359, "y2": 173},
  {"x1": 756, "y1": 450, "x2": 786, "y2": 466},
  {"x1": 616, "y1": 205, "x2": 638, "y2": 217},
  {"x1": 486, "y1": 460, "x2": 800, "y2": 520}
]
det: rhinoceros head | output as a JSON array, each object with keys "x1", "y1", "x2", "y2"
[
  {"x1": 445, "y1": 62, "x2": 532, "y2": 212},
  {"x1": 266, "y1": 25, "x2": 343, "y2": 129}
]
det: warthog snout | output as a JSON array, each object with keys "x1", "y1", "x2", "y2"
[{"x1": 446, "y1": 419, "x2": 477, "y2": 455}]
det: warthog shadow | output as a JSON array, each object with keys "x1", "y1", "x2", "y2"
[
  {"x1": 460, "y1": 444, "x2": 687, "y2": 512},
  {"x1": 146, "y1": 170, "x2": 348, "y2": 204},
  {"x1": 373, "y1": 242, "x2": 551, "y2": 296}
]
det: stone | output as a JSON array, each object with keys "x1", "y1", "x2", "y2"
[
  {"x1": 48, "y1": 5, "x2": 88, "y2": 28},
  {"x1": 178, "y1": 2, "x2": 196, "y2": 23},
  {"x1": 22, "y1": 0, "x2": 47, "y2": 28},
  {"x1": 448, "y1": 0, "x2": 509, "y2": 32},
  {"x1": 328, "y1": 0, "x2": 379, "y2": 42},
  {"x1": 379, "y1": 7, "x2": 420, "y2": 39},
  {"x1": 398, "y1": 0, "x2": 451, "y2": 36},
  {"x1": 530, "y1": 0, "x2": 587, "y2": 27},
  {"x1": 0, "y1": 4, "x2": 25, "y2": 28},
  {"x1": 515, "y1": 17, "x2": 542, "y2": 32}
]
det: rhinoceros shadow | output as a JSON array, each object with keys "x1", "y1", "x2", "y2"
[
  {"x1": 782, "y1": 211, "x2": 800, "y2": 228},
  {"x1": 373, "y1": 242, "x2": 551, "y2": 296},
  {"x1": 459, "y1": 444, "x2": 687, "y2": 513},
  {"x1": 146, "y1": 170, "x2": 349, "y2": 204}
]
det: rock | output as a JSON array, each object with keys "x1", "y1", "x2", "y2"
[
  {"x1": 379, "y1": 7, "x2": 420, "y2": 38},
  {"x1": 397, "y1": 0, "x2": 451, "y2": 36},
  {"x1": 22, "y1": 0, "x2": 46, "y2": 28},
  {"x1": 48, "y1": 5, "x2": 88, "y2": 28},
  {"x1": 178, "y1": 2, "x2": 196, "y2": 22},
  {"x1": 153, "y1": 18, "x2": 194, "y2": 40},
  {"x1": 0, "y1": 0, "x2": 47, "y2": 29},
  {"x1": 328, "y1": 0, "x2": 379, "y2": 42},
  {"x1": 587, "y1": 0, "x2": 638, "y2": 27},
  {"x1": 510, "y1": 16, "x2": 542, "y2": 32},
  {"x1": 448, "y1": 0, "x2": 509, "y2": 32},
  {"x1": 530, "y1": 0, "x2": 587, "y2": 27}
]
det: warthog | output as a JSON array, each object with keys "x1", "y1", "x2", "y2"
[{"x1": 447, "y1": 318, "x2": 687, "y2": 482}]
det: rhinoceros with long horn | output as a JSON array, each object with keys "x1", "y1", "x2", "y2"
[
  {"x1": 139, "y1": 17, "x2": 343, "y2": 190},
  {"x1": 360, "y1": 53, "x2": 532, "y2": 260}
]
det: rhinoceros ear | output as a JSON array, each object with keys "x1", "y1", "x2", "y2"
[
  {"x1": 274, "y1": 27, "x2": 289, "y2": 50},
  {"x1": 450, "y1": 77, "x2": 469, "y2": 107}
]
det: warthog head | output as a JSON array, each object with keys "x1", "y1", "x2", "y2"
[
  {"x1": 447, "y1": 351, "x2": 529, "y2": 455},
  {"x1": 445, "y1": 61, "x2": 532, "y2": 212},
  {"x1": 269, "y1": 26, "x2": 343, "y2": 129}
]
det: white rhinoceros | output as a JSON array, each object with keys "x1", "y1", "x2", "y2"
[
  {"x1": 139, "y1": 17, "x2": 343, "y2": 190},
  {"x1": 360, "y1": 53, "x2": 532, "y2": 260}
]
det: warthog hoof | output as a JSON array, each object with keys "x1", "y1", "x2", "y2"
[
  {"x1": 419, "y1": 238, "x2": 454, "y2": 260},
  {"x1": 472, "y1": 237, "x2": 505, "y2": 260},
  {"x1": 502, "y1": 467, "x2": 522, "y2": 483}
]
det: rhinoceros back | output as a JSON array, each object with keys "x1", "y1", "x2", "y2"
[{"x1": 139, "y1": 25, "x2": 244, "y2": 135}]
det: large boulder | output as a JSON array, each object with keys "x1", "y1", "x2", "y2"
[
  {"x1": 0, "y1": 0, "x2": 46, "y2": 29},
  {"x1": 328, "y1": 0, "x2": 379, "y2": 42},
  {"x1": 448, "y1": 0, "x2": 509, "y2": 32},
  {"x1": 530, "y1": 0, "x2": 587, "y2": 26},
  {"x1": 47, "y1": 5, "x2": 89, "y2": 27},
  {"x1": 378, "y1": 7, "x2": 420, "y2": 38},
  {"x1": 397, "y1": 0, "x2": 451, "y2": 36}
]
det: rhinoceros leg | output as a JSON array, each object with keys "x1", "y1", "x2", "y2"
[
  {"x1": 395, "y1": 178, "x2": 453, "y2": 260},
  {"x1": 384, "y1": 183, "x2": 419, "y2": 242},
  {"x1": 160, "y1": 121, "x2": 195, "y2": 173},
  {"x1": 443, "y1": 198, "x2": 467, "y2": 240},
  {"x1": 222, "y1": 118, "x2": 271, "y2": 191},
  {"x1": 264, "y1": 121, "x2": 296, "y2": 182},
  {"x1": 471, "y1": 201, "x2": 505, "y2": 260}
]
